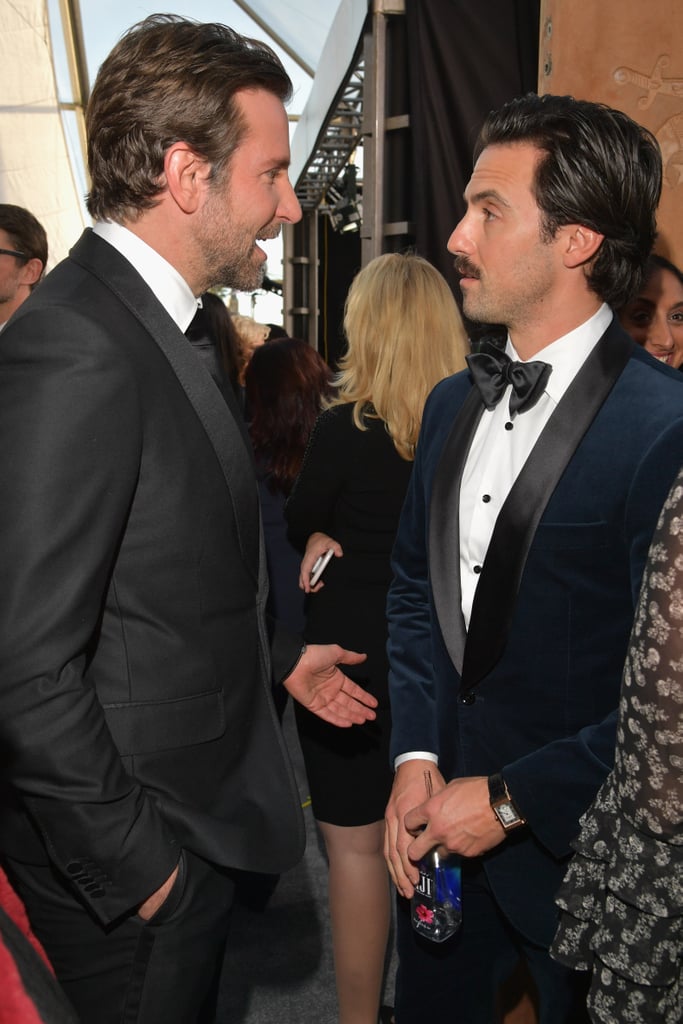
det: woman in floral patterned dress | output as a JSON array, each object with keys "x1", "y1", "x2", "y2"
[{"x1": 551, "y1": 466, "x2": 683, "y2": 1022}]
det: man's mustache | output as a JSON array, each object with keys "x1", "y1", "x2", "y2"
[{"x1": 454, "y1": 257, "x2": 480, "y2": 280}]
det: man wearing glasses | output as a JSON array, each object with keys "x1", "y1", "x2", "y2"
[{"x1": 0, "y1": 204, "x2": 48, "y2": 330}]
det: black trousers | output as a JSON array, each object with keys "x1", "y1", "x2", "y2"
[
  {"x1": 394, "y1": 860, "x2": 590, "y2": 1024},
  {"x1": 4, "y1": 849, "x2": 235, "y2": 1024}
]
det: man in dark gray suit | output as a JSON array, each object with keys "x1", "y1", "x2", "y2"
[{"x1": 0, "y1": 16, "x2": 375, "y2": 1023}]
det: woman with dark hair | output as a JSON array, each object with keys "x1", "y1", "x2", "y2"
[
  {"x1": 186, "y1": 292, "x2": 242, "y2": 400},
  {"x1": 618, "y1": 254, "x2": 683, "y2": 369},
  {"x1": 245, "y1": 337, "x2": 333, "y2": 636}
]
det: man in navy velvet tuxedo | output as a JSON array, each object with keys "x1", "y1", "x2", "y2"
[{"x1": 384, "y1": 93, "x2": 683, "y2": 1023}]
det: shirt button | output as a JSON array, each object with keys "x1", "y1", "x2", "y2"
[
  {"x1": 473, "y1": 565, "x2": 482, "y2": 574},
  {"x1": 459, "y1": 691, "x2": 476, "y2": 705},
  {"x1": 482, "y1": 494, "x2": 491, "y2": 503},
  {"x1": 505, "y1": 421, "x2": 514, "y2": 431}
]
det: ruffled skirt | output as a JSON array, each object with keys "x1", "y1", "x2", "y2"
[{"x1": 551, "y1": 785, "x2": 683, "y2": 1023}]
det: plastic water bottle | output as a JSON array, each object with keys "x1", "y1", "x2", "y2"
[
  {"x1": 411, "y1": 849, "x2": 462, "y2": 942},
  {"x1": 409, "y1": 768, "x2": 462, "y2": 942}
]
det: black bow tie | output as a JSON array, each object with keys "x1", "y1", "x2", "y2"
[{"x1": 466, "y1": 346, "x2": 552, "y2": 415}]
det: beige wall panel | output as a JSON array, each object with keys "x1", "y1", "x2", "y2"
[{"x1": 539, "y1": 1, "x2": 683, "y2": 268}]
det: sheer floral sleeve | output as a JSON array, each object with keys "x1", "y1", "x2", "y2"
[{"x1": 551, "y1": 467, "x2": 683, "y2": 1024}]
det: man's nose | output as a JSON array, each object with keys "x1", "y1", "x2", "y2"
[
  {"x1": 278, "y1": 179, "x2": 302, "y2": 225},
  {"x1": 650, "y1": 317, "x2": 675, "y2": 351},
  {"x1": 447, "y1": 215, "x2": 470, "y2": 255}
]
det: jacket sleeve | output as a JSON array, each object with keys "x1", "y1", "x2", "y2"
[
  {"x1": 504, "y1": 417, "x2": 683, "y2": 858},
  {"x1": 386, "y1": 390, "x2": 443, "y2": 759},
  {"x1": 0, "y1": 306, "x2": 179, "y2": 924}
]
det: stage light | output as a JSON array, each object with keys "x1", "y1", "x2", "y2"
[
  {"x1": 329, "y1": 197, "x2": 362, "y2": 233},
  {"x1": 326, "y1": 164, "x2": 362, "y2": 234}
]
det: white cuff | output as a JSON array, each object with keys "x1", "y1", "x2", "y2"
[{"x1": 393, "y1": 751, "x2": 439, "y2": 770}]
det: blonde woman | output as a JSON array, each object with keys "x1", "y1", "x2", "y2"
[
  {"x1": 286, "y1": 252, "x2": 468, "y2": 1024},
  {"x1": 231, "y1": 313, "x2": 271, "y2": 385}
]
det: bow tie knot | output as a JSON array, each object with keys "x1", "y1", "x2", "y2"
[{"x1": 466, "y1": 346, "x2": 552, "y2": 415}]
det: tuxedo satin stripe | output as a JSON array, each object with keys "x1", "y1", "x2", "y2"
[
  {"x1": 428, "y1": 387, "x2": 484, "y2": 675},
  {"x1": 70, "y1": 232, "x2": 260, "y2": 581},
  {"x1": 462, "y1": 323, "x2": 634, "y2": 688}
]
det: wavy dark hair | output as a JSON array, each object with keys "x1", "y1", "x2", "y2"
[
  {"x1": 645, "y1": 254, "x2": 683, "y2": 289},
  {"x1": 476, "y1": 93, "x2": 662, "y2": 308},
  {"x1": 86, "y1": 15, "x2": 291, "y2": 222},
  {"x1": 245, "y1": 338, "x2": 333, "y2": 495},
  {"x1": 192, "y1": 292, "x2": 241, "y2": 394}
]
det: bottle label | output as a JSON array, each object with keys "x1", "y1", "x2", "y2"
[
  {"x1": 415, "y1": 865, "x2": 434, "y2": 899},
  {"x1": 410, "y1": 853, "x2": 462, "y2": 943}
]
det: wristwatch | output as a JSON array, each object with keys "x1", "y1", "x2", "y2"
[{"x1": 488, "y1": 773, "x2": 526, "y2": 831}]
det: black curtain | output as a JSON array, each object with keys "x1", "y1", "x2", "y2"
[
  {"x1": 317, "y1": 214, "x2": 361, "y2": 369},
  {"x1": 406, "y1": 0, "x2": 540, "y2": 329}
]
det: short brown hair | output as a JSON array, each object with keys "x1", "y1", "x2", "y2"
[
  {"x1": 0, "y1": 204, "x2": 48, "y2": 285},
  {"x1": 86, "y1": 14, "x2": 292, "y2": 223}
]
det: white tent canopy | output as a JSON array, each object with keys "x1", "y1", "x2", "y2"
[{"x1": 0, "y1": 1, "x2": 88, "y2": 269}]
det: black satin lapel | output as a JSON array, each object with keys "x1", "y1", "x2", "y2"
[
  {"x1": 462, "y1": 321, "x2": 634, "y2": 688},
  {"x1": 70, "y1": 231, "x2": 259, "y2": 578},
  {"x1": 429, "y1": 386, "x2": 484, "y2": 674}
]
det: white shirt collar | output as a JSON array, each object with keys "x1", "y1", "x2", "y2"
[
  {"x1": 92, "y1": 221, "x2": 199, "y2": 333},
  {"x1": 506, "y1": 303, "x2": 613, "y2": 406}
]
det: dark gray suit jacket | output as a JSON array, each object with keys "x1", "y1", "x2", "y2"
[{"x1": 0, "y1": 229, "x2": 304, "y2": 925}]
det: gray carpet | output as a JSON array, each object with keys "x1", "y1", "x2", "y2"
[{"x1": 217, "y1": 700, "x2": 397, "y2": 1022}]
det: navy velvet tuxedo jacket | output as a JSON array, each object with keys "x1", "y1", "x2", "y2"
[
  {"x1": 387, "y1": 320, "x2": 683, "y2": 945},
  {"x1": 0, "y1": 230, "x2": 304, "y2": 925}
]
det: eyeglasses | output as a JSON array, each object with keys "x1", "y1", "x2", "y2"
[{"x1": 0, "y1": 247, "x2": 28, "y2": 259}]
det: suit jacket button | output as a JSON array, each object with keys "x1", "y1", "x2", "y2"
[
  {"x1": 66, "y1": 862, "x2": 83, "y2": 875},
  {"x1": 459, "y1": 691, "x2": 476, "y2": 705}
]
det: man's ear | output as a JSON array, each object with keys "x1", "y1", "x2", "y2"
[
  {"x1": 163, "y1": 142, "x2": 212, "y2": 214},
  {"x1": 562, "y1": 224, "x2": 604, "y2": 269},
  {"x1": 19, "y1": 258, "x2": 44, "y2": 288}
]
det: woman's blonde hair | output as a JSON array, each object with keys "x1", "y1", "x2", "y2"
[
  {"x1": 329, "y1": 252, "x2": 469, "y2": 460},
  {"x1": 231, "y1": 314, "x2": 271, "y2": 384},
  {"x1": 231, "y1": 314, "x2": 271, "y2": 349}
]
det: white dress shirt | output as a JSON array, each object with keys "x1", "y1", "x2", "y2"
[
  {"x1": 394, "y1": 302, "x2": 613, "y2": 769},
  {"x1": 92, "y1": 221, "x2": 199, "y2": 332},
  {"x1": 459, "y1": 303, "x2": 612, "y2": 627}
]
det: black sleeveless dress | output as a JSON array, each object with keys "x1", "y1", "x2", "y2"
[{"x1": 286, "y1": 404, "x2": 413, "y2": 825}]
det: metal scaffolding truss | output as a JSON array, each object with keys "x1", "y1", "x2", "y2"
[{"x1": 294, "y1": 52, "x2": 365, "y2": 211}]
